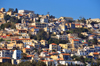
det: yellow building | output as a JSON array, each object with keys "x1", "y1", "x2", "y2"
[
  {"x1": 59, "y1": 44, "x2": 68, "y2": 49},
  {"x1": 7, "y1": 11, "x2": 13, "y2": 16},
  {"x1": 40, "y1": 40, "x2": 48, "y2": 47},
  {"x1": 66, "y1": 23, "x2": 71, "y2": 28},
  {"x1": 6, "y1": 41, "x2": 24, "y2": 49},
  {"x1": 75, "y1": 24, "x2": 82, "y2": 28},
  {"x1": 22, "y1": 48, "x2": 30, "y2": 54},
  {"x1": 46, "y1": 14, "x2": 50, "y2": 18},
  {"x1": 0, "y1": 8, "x2": 5, "y2": 12},
  {"x1": 0, "y1": 11, "x2": 5, "y2": 19},
  {"x1": 81, "y1": 32, "x2": 88, "y2": 36},
  {"x1": 98, "y1": 39, "x2": 100, "y2": 43},
  {"x1": 44, "y1": 27, "x2": 49, "y2": 32},
  {"x1": 50, "y1": 55, "x2": 58, "y2": 60}
]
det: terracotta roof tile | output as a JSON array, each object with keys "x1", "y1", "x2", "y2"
[
  {"x1": 61, "y1": 53, "x2": 70, "y2": 55},
  {"x1": 75, "y1": 24, "x2": 81, "y2": 26},
  {"x1": 25, "y1": 48, "x2": 30, "y2": 49},
  {"x1": 51, "y1": 43, "x2": 57, "y2": 45},
  {"x1": 93, "y1": 52, "x2": 99, "y2": 55},
  {"x1": 73, "y1": 39, "x2": 79, "y2": 41},
  {"x1": 0, "y1": 48, "x2": 10, "y2": 50},
  {"x1": 0, "y1": 57, "x2": 11, "y2": 59}
]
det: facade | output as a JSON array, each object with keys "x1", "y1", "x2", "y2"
[
  {"x1": 0, "y1": 57, "x2": 11, "y2": 63},
  {"x1": 7, "y1": 11, "x2": 13, "y2": 16},
  {"x1": 75, "y1": 24, "x2": 82, "y2": 28},
  {"x1": 0, "y1": 11, "x2": 5, "y2": 19},
  {"x1": 40, "y1": 40, "x2": 48, "y2": 47},
  {"x1": 29, "y1": 26, "x2": 39, "y2": 35},
  {"x1": 0, "y1": 8, "x2": 5, "y2": 12},
  {"x1": 59, "y1": 23, "x2": 68, "y2": 31},
  {"x1": 18, "y1": 10, "x2": 34, "y2": 15},
  {"x1": 40, "y1": 18, "x2": 48, "y2": 23},
  {"x1": 72, "y1": 39, "x2": 80, "y2": 49},
  {"x1": 31, "y1": 22, "x2": 48, "y2": 29},
  {"x1": 56, "y1": 35, "x2": 68, "y2": 40},
  {"x1": 59, "y1": 53, "x2": 71, "y2": 60},
  {"x1": 86, "y1": 18, "x2": 100, "y2": 24},
  {"x1": 49, "y1": 43, "x2": 57, "y2": 51},
  {"x1": 59, "y1": 44, "x2": 68, "y2": 49},
  {"x1": 0, "y1": 48, "x2": 12, "y2": 57},
  {"x1": 12, "y1": 50, "x2": 22, "y2": 59},
  {"x1": 18, "y1": 29, "x2": 27, "y2": 34}
]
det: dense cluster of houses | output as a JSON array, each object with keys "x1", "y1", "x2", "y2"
[{"x1": 0, "y1": 8, "x2": 100, "y2": 66}]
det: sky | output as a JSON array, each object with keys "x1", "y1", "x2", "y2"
[{"x1": 0, "y1": 0, "x2": 100, "y2": 20}]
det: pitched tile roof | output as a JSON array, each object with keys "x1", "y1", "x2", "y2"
[
  {"x1": 51, "y1": 43, "x2": 57, "y2": 45},
  {"x1": 93, "y1": 52, "x2": 99, "y2": 55},
  {"x1": 25, "y1": 48, "x2": 30, "y2": 49},
  {"x1": 61, "y1": 53, "x2": 70, "y2": 55},
  {"x1": 73, "y1": 39, "x2": 79, "y2": 41},
  {"x1": 0, "y1": 57, "x2": 11, "y2": 59}
]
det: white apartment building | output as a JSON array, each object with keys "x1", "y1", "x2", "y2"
[
  {"x1": 18, "y1": 10, "x2": 34, "y2": 15},
  {"x1": 0, "y1": 48, "x2": 12, "y2": 57},
  {"x1": 40, "y1": 18, "x2": 48, "y2": 23},
  {"x1": 12, "y1": 50, "x2": 22, "y2": 59}
]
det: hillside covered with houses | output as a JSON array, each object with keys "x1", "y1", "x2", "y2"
[{"x1": 0, "y1": 8, "x2": 100, "y2": 66}]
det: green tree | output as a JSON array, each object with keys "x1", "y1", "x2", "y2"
[
  {"x1": 10, "y1": 16, "x2": 21, "y2": 23},
  {"x1": 4, "y1": 15, "x2": 11, "y2": 22},
  {"x1": 0, "y1": 38, "x2": 4, "y2": 42},
  {"x1": 21, "y1": 53, "x2": 27, "y2": 59},
  {"x1": 70, "y1": 62, "x2": 73, "y2": 66},
  {"x1": 17, "y1": 61, "x2": 33, "y2": 66},
  {"x1": 59, "y1": 39, "x2": 69, "y2": 44},
  {"x1": 48, "y1": 38, "x2": 59, "y2": 44},
  {"x1": 93, "y1": 38, "x2": 98, "y2": 45},
  {"x1": 78, "y1": 34, "x2": 87, "y2": 39},
  {"x1": 49, "y1": 15, "x2": 55, "y2": 18},
  {"x1": 36, "y1": 14, "x2": 39, "y2": 17},
  {"x1": 0, "y1": 62, "x2": 15, "y2": 66},
  {"x1": 10, "y1": 16, "x2": 16, "y2": 22},
  {"x1": 36, "y1": 29, "x2": 47, "y2": 40},
  {"x1": 14, "y1": 8, "x2": 18, "y2": 13},
  {"x1": 8, "y1": 8, "x2": 14, "y2": 12},
  {"x1": 36, "y1": 60, "x2": 46, "y2": 66},
  {"x1": 0, "y1": 22, "x2": 16, "y2": 29},
  {"x1": 32, "y1": 60, "x2": 37, "y2": 66},
  {"x1": 75, "y1": 64, "x2": 78, "y2": 66}
]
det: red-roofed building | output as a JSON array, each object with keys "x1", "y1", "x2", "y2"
[
  {"x1": 0, "y1": 57, "x2": 11, "y2": 63},
  {"x1": 59, "y1": 53, "x2": 71, "y2": 60},
  {"x1": 93, "y1": 52, "x2": 99, "y2": 55},
  {"x1": 49, "y1": 43, "x2": 57, "y2": 51},
  {"x1": 75, "y1": 24, "x2": 82, "y2": 28},
  {"x1": 72, "y1": 39, "x2": 80, "y2": 49},
  {"x1": 93, "y1": 52, "x2": 99, "y2": 60},
  {"x1": 23, "y1": 48, "x2": 31, "y2": 54},
  {"x1": 29, "y1": 26, "x2": 39, "y2": 35},
  {"x1": 0, "y1": 48, "x2": 11, "y2": 58},
  {"x1": 73, "y1": 39, "x2": 79, "y2": 41},
  {"x1": 40, "y1": 51, "x2": 48, "y2": 57},
  {"x1": 41, "y1": 60, "x2": 55, "y2": 66},
  {"x1": 89, "y1": 35, "x2": 95, "y2": 40}
]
